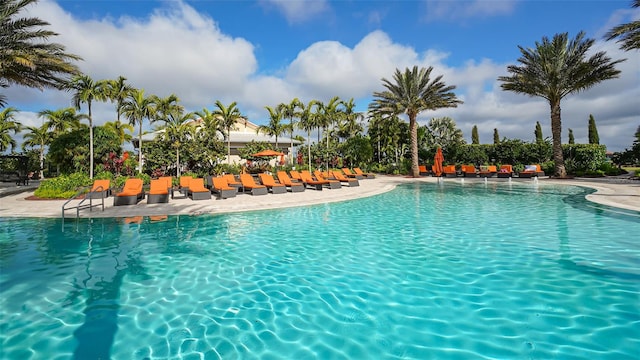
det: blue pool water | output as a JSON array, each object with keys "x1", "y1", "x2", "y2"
[{"x1": 1, "y1": 182, "x2": 639, "y2": 359}]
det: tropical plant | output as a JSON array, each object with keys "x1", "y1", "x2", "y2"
[
  {"x1": 533, "y1": 121, "x2": 544, "y2": 143},
  {"x1": 427, "y1": 117, "x2": 465, "y2": 150},
  {"x1": 278, "y1": 98, "x2": 302, "y2": 165},
  {"x1": 156, "y1": 109, "x2": 195, "y2": 177},
  {"x1": 471, "y1": 125, "x2": 479, "y2": 144},
  {"x1": 212, "y1": 100, "x2": 243, "y2": 164},
  {"x1": 22, "y1": 124, "x2": 50, "y2": 178},
  {"x1": 605, "y1": 0, "x2": 640, "y2": 51},
  {"x1": 121, "y1": 88, "x2": 157, "y2": 173},
  {"x1": 369, "y1": 66, "x2": 462, "y2": 177},
  {"x1": 69, "y1": 74, "x2": 108, "y2": 179},
  {"x1": 297, "y1": 100, "x2": 317, "y2": 169},
  {"x1": 568, "y1": 128, "x2": 575, "y2": 144},
  {"x1": 0, "y1": 107, "x2": 21, "y2": 152},
  {"x1": 0, "y1": 0, "x2": 81, "y2": 106},
  {"x1": 103, "y1": 120, "x2": 134, "y2": 146},
  {"x1": 39, "y1": 107, "x2": 85, "y2": 135},
  {"x1": 258, "y1": 106, "x2": 287, "y2": 149},
  {"x1": 498, "y1": 32, "x2": 624, "y2": 177},
  {"x1": 103, "y1": 76, "x2": 133, "y2": 123},
  {"x1": 48, "y1": 127, "x2": 120, "y2": 175},
  {"x1": 337, "y1": 98, "x2": 364, "y2": 142},
  {"x1": 588, "y1": 114, "x2": 600, "y2": 144}
]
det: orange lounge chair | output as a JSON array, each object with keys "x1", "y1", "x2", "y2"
[
  {"x1": 258, "y1": 173, "x2": 287, "y2": 194},
  {"x1": 187, "y1": 178, "x2": 211, "y2": 200},
  {"x1": 329, "y1": 170, "x2": 359, "y2": 187},
  {"x1": 443, "y1": 165, "x2": 458, "y2": 177},
  {"x1": 147, "y1": 178, "x2": 170, "y2": 204},
  {"x1": 177, "y1": 175, "x2": 192, "y2": 197},
  {"x1": 221, "y1": 174, "x2": 242, "y2": 192},
  {"x1": 113, "y1": 178, "x2": 145, "y2": 206},
  {"x1": 211, "y1": 177, "x2": 237, "y2": 199},
  {"x1": 497, "y1": 165, "x2": 513, "y2": 178},
  {"x1": 462, "y1": 165, "x2": 478, "y2": 177},
  {"x1": 87, "y1": 179, "x2": 111, "y2": 199},
  {"x1": 479, "y1": 165, "x2": 497, "y2": 178},
  {"x1": 313, "y1": 170, "x2": 342, "y2": 189},
  {"x1": 342, "y1": 168, "x2": 364, "y2": 180},
  {"x1": 276, "y1": 171, "x2": 305, "y2": 192},
  {"x1": 158, "y1": 176, "x2": 174, "y2": 198},
  {"x1": 354, "y1": 167, "x2": 375, "y2": 179},
  {"x1": 519, "y1": 164, "x2": 544, "y2": 178},
  {"x1": 289, "y1": 170, "x2": 304, "y2": 182},
  {"x1": 297, "y1": 171, "x2": 327, "y2": 190},
  {"x1": 419, "y1": 165, "x2": 430, "y2": 176},
  {"x1": 239, "y1": 174, "x2": 268, "y2": 195}
]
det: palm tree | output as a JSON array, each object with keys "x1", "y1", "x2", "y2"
[
  {"x1": 103, "y1": 120, "x2": 134, "y2": 146},
  {"x1": 158, "y1": 109, "x2": 195, "y2": 177},
  {"x1": 258, "y1": 106, "x2": 287, "y2": 149},
  {"x1": 370, "y1": 66, "x2": 462, "y2": 177},
  {"x1": 0, "y1": 0, "x2": 81, "y2": 106},
  {"x1": 103, "y1": 76, "x2": 133, "y2": 125},
  {"x1": 338, "y1": 98, "x2": 364, "y2": 141},
  {"x1": 278, "y1": 98, "x2": 302, "y2": 164},
  {"x1": 154, "y1": 94, "x2": 182, "y2": 124},
  {"x1": 39, "y1": 107, "x2": 84, "y2": 135},
  {"x1": 428, "y1": 117, "x2": 465, "y2": 149},
  {"x1": 70, "y1": 74, "x2": 107, "y2": 179},
  {"x1": 22, "y1": 124, "x2": 50, "y2": 178},
  {"x1": 121, "y1": 88, "x2": 157, "y2": 173},
  {"x1": 195, "y1": 107, "x2": 225, "y2": 140},
  {"x1": 212, "y1": 100, "x2": 243, "y2": 164},
  {"x1": 499, "y1": 32, "x2": 624, "y2": 177},
  {"x1": 605, "y1": 0, "x2": 640, "y2": 51},
  {"x1": 0, "y1": 107, "x2": 22, "y2": 152},
  {"x1": 298, "y1": 100, "x2": 322, "y2": 169}
]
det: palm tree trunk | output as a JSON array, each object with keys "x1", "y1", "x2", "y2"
[
  {"x1": 39, "y1": 144, "x2": 44, "y2": 179},
  {"x1": 88, "y1": 102, "x2": 94, "y2": 179},
  {"x1": 290, "y1": 119, "x2": 294, "y2": 166},
  {"x1": 307, "y1": 131, "x2": 311, "y2": 170},
  {"x1": 138, "y1": 120, "x2": 143, "y2": 174},
  {"x1": 227, "y1": 129, "x2": 231, "y2": 165},
  {"x1": 550, "y1": 101, "x2": 566, "y2": 177},
  {"x1": 409, "y1": 115, "x2": 419, "y2": 177},
  {"x1": 176, "y1": 148, "x2": 180, "y2": 178}
]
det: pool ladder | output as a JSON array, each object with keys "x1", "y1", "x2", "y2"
[{"x1": 62, "y1": 185, "x2": 105, "y2": 220}]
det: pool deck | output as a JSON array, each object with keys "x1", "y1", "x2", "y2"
[{"x1": 0, "y1": 175, "x2": 638, "y2": 218}]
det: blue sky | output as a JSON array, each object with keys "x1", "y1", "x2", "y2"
[{"x1": 6, "y1": 0, "x2": 639, "y2": 151}]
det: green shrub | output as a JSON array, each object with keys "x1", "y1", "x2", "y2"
[{"x1": 33, "y1": 172, "x2": 92, "y2": 199}]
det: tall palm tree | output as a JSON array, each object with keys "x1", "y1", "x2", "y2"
[
  {"x1": 39, "y1": 107, "x2": 84, "y2": 135},
  {"x1": 278, "y1": 98, "x2": 302, "y2": 164},
  {"x1": 605, "y1": 0, "x2": 640, "y2": 51},
  {"x1": 121, "y1": 88, "x2": 157, "y2": 173},
  {"x1": 158, "y1": 109, "x2": 195, "y2": 177},
  {"x1": 296, "y1": 101, "x2": 312, "y2": 169},
  {"x1": 0, "y1": 107, "x2": 22, "y2": 152},
  {"x1": 70, "y1": 74, "x2": 107, "y2": 179},
  {"x1": 154, "y1": 94, "x2": 182, "y2": 124},
  {"x1": 212, "y1": 100, "x2": 243, "y2": 164},
  {"x1": 338, "y1": 98, "x2": 364, "y2": 141},
  {"x1": 22, "y1": 124, "x2": 50, "y2": 178},
  {"x1": 0, "y1": 0, "x2": 81, "y2": 106},
  {"x1": 370, "y1": 66, "x2": 462, "y2": 177},
  {"x1": 499, "y1": 32, "x2": 624, "y2": 177},
  {"x1": 258, "y1": 106, "x2": 287, "y2": 149},
  {"x1": 103, "y1": 76, "x2": 133, "y2": 125}
]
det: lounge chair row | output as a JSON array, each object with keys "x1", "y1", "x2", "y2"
[
  {"x1": 86, "y1": 168, "x2": 377, "y2": 206},
  {"x1": 427, "y1": 164, "x2": 544, "y2": 178}
]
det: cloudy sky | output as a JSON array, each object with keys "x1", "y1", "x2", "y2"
[{"x1": 5, "y1": 0, "x2": 639, "y2": 151}]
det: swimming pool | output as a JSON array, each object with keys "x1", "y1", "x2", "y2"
[{"x1": 1, "y1": 182, "x2": 639, "y2": 359}]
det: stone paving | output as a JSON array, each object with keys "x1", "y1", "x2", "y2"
[{"x1": 0, "y1": 175, "x2": 638, "y2": 219}]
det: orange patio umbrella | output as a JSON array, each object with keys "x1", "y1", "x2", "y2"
[
  {"x1": 251, "y1": 149, "x2": 284, "y2": 157},
  {"x1": 433, "y1": 147, "x2": 444, "y2": 177}
]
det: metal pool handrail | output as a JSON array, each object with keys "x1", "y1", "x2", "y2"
[{"x1": 62, "y1": 185, "x2": 105, "y2": 220}]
